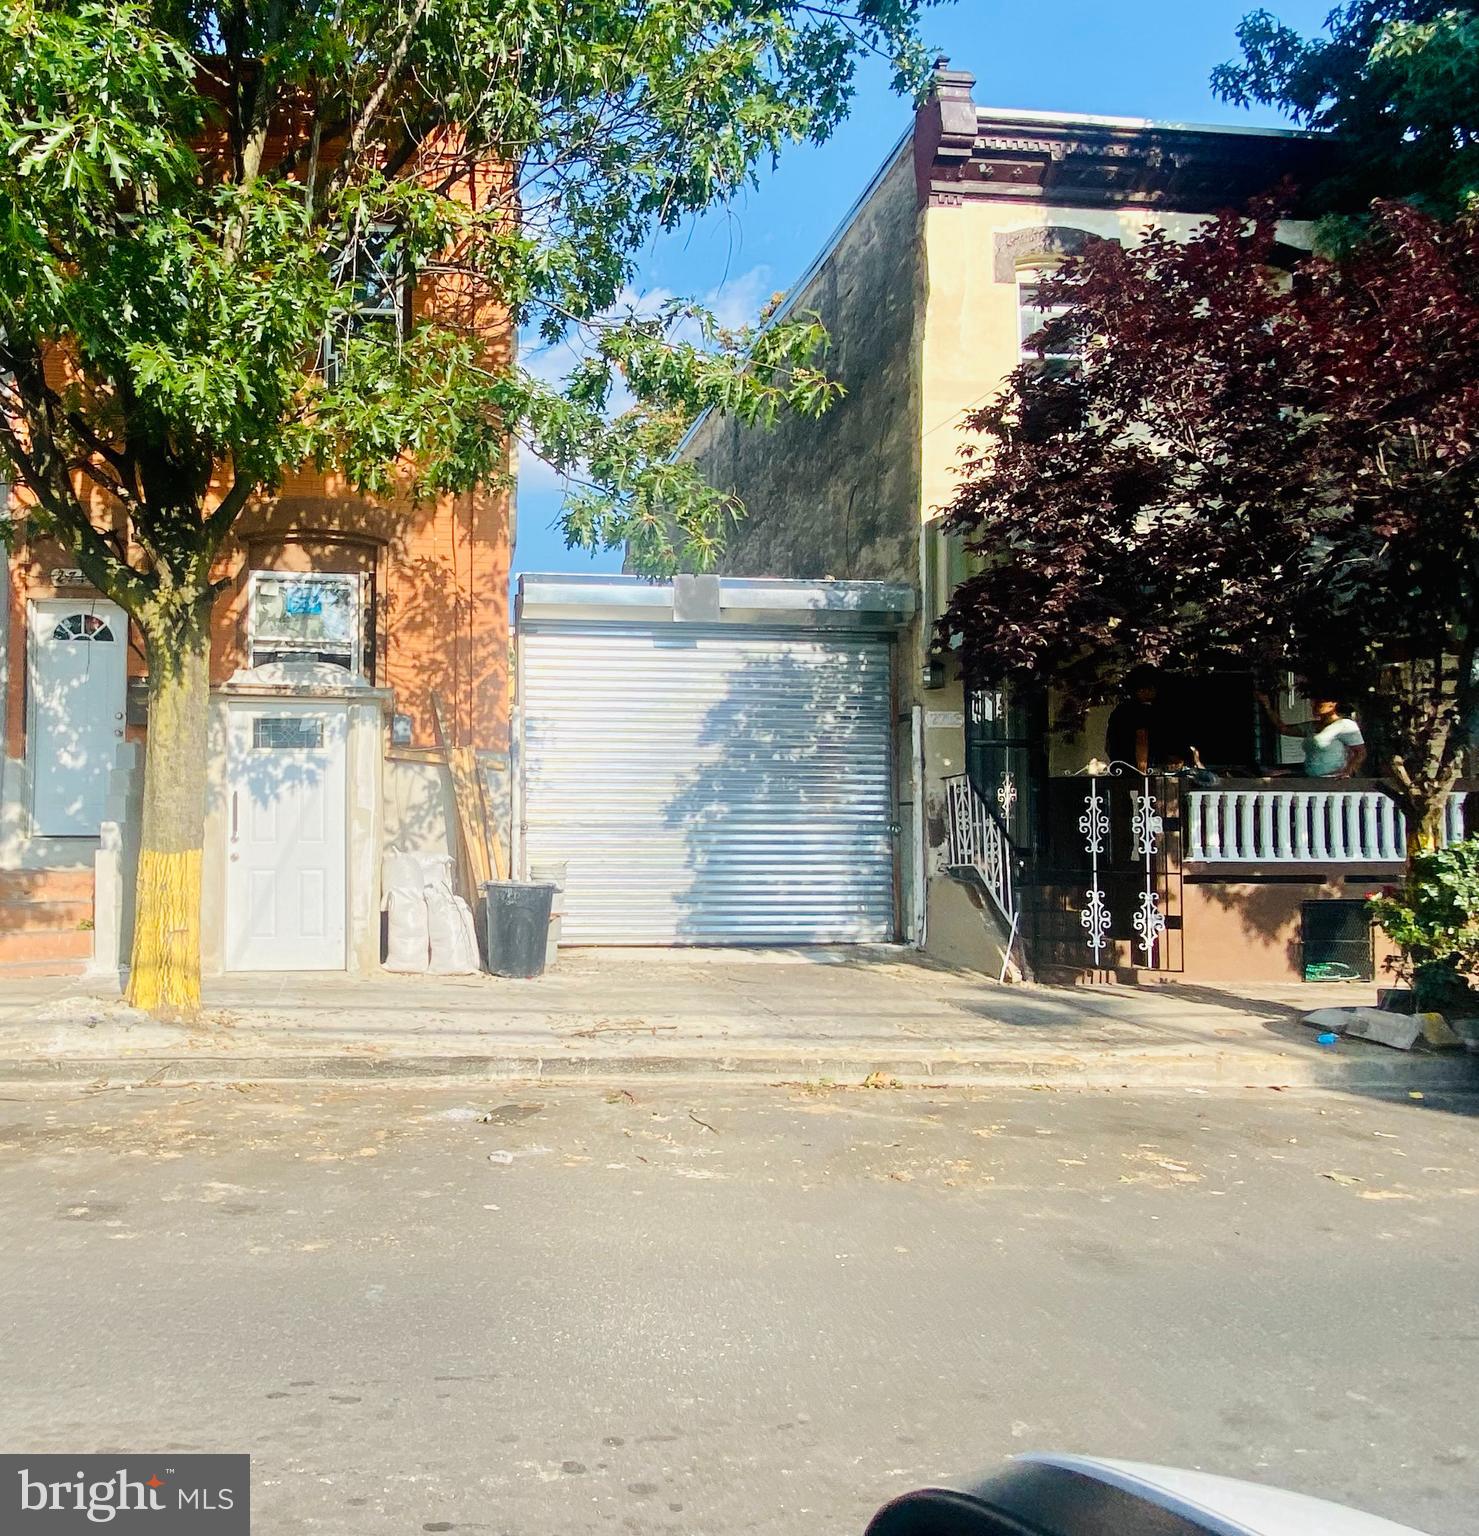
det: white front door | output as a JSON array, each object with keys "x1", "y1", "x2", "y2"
[
  {"x1": 226, "y1": 702, "x2": 348, "y2": 970},
  {"x1": 28, "y1": 599, "x2": 128, "y2": 836}
]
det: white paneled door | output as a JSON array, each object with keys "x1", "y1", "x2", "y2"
[
  {"x1": 225, "y1": 703, "x2": 348, "y2": 970},
  {"x1": 29, "y1": 599, "x2": 128, "y2": 836}
]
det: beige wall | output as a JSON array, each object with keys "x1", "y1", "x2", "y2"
[{"x1": 917, "y1": 202, "x2": 1313, "y2": 525}]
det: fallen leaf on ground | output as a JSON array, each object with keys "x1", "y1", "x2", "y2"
[{"x1": 1321, "y1": 1171, "x2": 1363, "y2": 1185}]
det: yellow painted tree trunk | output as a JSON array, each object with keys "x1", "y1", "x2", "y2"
[
  {"x1": 1405, "y1": 788, "x2": 1454, "y2": 864},
  {"x1": 125, "y1": 606, "x2": 212, "y2": 1016}
]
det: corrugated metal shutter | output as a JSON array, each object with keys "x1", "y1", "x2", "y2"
[{"x1": 521, "y1": 623, "x2": 895, "y2": 944}]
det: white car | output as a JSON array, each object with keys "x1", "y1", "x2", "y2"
[{"x1": 865, "y1": 1455, "x2": 1432, "y2": 1536}]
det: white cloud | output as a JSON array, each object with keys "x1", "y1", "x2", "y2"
[
  {"x1": 515, "y1": 448, "x2": 568, "y2": 495},
  {"x1": 704, "y1": 265, "x2": 775, "y2": 331}
]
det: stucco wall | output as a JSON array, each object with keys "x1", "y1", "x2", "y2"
[
  {"x1": 681, "y1": 144, "x2": 923, "y2": 589},
  {"x1": 917, "y1": 201, "x2": 1314, "y2": 526},
  {"x1": 1181, "y1": 873, "x2": 1398, "y2": 985}
]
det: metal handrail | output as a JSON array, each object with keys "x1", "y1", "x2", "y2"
[{"x1": 943, "y1": 773, "x2": 1016, "y2": 924}]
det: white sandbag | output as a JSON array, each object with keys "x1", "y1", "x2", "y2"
[
  {"x1": 427, "y1": 881, "x2": 479, "y2": 974},
  {"x1": 384, "y1": 886, "x2": 430, "y2": 973},
  {"x1": 382, "y1": 851, "x2": 427, "y2": 897},
  {"x1": 411, "y1": 852, "x2": 456, "y2": 890},
  {"x1": 454, "y1": 893, "x2": 480, "y2": 969}
]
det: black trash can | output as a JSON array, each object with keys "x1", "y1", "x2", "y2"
[{"x1": 480, "y1": 881, "x2": 557, "y2": 977}]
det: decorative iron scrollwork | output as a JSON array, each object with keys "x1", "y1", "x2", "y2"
[
  {"x1": 1078, "y1": 782, "x2": 1108, "y2": 856},
  {"x1": 1080, "y1": 886, "x2": 1110, "y2": 959},
  {"x1": 997, "y1": 770, "x2": 1018, "y2": 818},
  {"x1": 1133, "y1": 889, "x2": 1166, "y2": 963},
  {"x1": 1130, "y1": 789, "x2": 1161, "y2": 858}
]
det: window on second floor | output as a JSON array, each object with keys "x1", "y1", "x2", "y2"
[
  {"x1": 1017, "y1": 267, "x2": 1080, "y2": 373},
  {"x1": 323, "y1": 224, "x2": 407, "y2": 381}
]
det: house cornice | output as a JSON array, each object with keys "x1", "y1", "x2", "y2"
[
  {"x1": 672, "y1": 62, "x2": 1332, "y2": 472},
  {"x1": 916, "y1": 64, "x2": 1334, "y2": 214}
]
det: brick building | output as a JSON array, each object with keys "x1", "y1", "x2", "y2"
[{"x1": 0, "y1": 148, "x2": 513, "y2": 978}]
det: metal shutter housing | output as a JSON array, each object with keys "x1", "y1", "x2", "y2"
[{"x1": 517, "y1": 576, "x2": 911, "y2": 946}]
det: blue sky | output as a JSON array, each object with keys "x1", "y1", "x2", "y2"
[{"x1": 512, "y1": 0, "x2": 1334, "y2": 588}]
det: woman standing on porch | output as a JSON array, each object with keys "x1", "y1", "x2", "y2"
[{"x1": 1256, "y1": 693, "x2": 1368, "y2": 779}]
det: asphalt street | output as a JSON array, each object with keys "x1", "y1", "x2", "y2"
[{"x1": 1, "y1": 1080, "x2": 1475, "y2": 1535}]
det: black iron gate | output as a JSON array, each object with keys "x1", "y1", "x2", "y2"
[
  {"x1": 1021, "y1": 764, "x2": 1184, "y2": 975},
  {"x1": 963, "y1": 686, "x2": 1183, "y2": 976}
]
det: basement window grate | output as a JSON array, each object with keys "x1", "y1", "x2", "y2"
[{"x1": 1301, "y1": 899, "x2": 1374, "y2": 983}]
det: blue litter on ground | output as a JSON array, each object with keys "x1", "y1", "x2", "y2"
[{"x1": 1316, "y1": 1032, "x2": 1339, "y2": 1046}]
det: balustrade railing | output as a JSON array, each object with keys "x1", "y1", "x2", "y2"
[{"x1": 1185, "y1": 786, "x2": 1468, "y2": 863}]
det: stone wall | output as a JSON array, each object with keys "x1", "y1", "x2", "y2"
[{"x1": 680, "y1": 144, "x2": 923, "y2": 590}]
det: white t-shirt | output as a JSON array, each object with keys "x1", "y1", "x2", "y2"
[{"x1": 1304, "y1": 717, "x2": 1364, "y2": 777}]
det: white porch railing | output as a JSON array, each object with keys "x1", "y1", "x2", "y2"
[
  {"x1": 1185, "y1": 786, "x2": 1468, "y2": 864},
  {"x1": 944, "y1": 773, "x2": 1015, "y2": 923}
]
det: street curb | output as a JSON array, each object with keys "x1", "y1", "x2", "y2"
[{"x1": 1, "y1": 1047, "x2": 1475, "y2": 1092}]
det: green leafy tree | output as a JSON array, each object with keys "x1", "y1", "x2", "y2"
[
  {"x1": 0, "y1": 0, "x2": 938, "y2": 1012},
  {"x1": 1215, "y1": 2, "x2": 1479, "y2": 214}
]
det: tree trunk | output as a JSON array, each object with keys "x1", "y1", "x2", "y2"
[
  {"x1": 1405, "y1": 782, "x2": 1457, "y2": 862},
  {"x1": 125, "y1": 602, "x2": 213, "y2": 1015}
]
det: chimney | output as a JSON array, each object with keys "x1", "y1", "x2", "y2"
[{"x1": 930, "y1": 57, "x2": 979, "y2": 163}]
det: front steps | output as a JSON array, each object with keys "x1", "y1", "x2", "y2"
[{"x1": 0, "y1": 867, "x2": 95, "y2": 977}]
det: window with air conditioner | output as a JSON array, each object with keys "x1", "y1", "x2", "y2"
[{"x1": 248, "y1": 572, "x2": 363, "y2": 675}]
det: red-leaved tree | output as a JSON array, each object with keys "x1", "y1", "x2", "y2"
[{"x1": 939, "y1": 201, "x2": 1479, "y2": 854}]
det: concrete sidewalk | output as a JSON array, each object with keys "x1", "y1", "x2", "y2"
[{"x1": 2, "y1": 946, "x2": 1476, "y2": 1090}]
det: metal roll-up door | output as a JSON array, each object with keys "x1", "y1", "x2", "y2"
[{"x1": 520, "y1": 623, "x2": 896, "y2": 944}]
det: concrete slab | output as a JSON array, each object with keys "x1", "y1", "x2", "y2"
[{"x1": 0, "y1": 948, "x2": 1473, "y2": 1091}]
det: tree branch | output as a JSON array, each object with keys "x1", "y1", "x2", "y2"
[
  {"x1": 201, "y1": 472, "x2": 257, "y2": 552},
  {"x1": 0, "y1": 418, "x2": 150, "y2": 609},
  {"x1": 326, "y1": 0, "x2": 434, "y2": 199}
]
